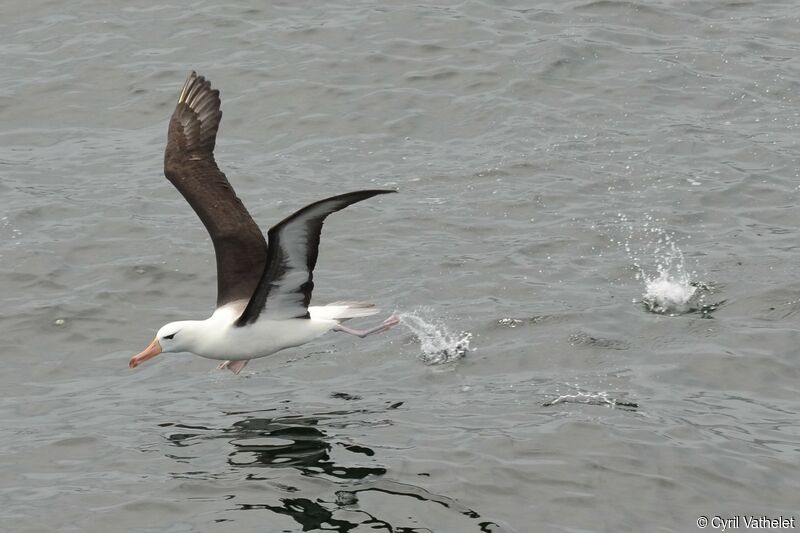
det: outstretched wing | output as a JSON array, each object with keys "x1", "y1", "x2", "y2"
[
  {"x1": 164, "y1": 71, "x2": 267, "y2": 307},
  {"x1": 235, "y1": 190, "x2": 396, "y2": 326}
]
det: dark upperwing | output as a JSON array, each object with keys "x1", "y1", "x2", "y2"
[
  {"x1": 164, "y1": 71, "x2": 267, "y2": 307},
  {"x1": 235, "y1": 190, "x2": 396, "y2": 326}
]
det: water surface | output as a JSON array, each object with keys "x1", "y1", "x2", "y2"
[{"x1": 2, "y1": 1, "x2": 799, "y2": 531}]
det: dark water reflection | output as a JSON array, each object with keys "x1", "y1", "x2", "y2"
[
  {"x1": 244, "y1": 482, "x2": 507, "y2": 533},
  {"x1": 162, "y1": 410, "x2": 507, "y2": 532},
  {"x1": 164, "y1": 411, "x2": 387, "y2": 480}
]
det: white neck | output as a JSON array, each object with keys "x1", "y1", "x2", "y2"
[{"x1": 162, "y1": 304, "x2": 241, "y2": 354}]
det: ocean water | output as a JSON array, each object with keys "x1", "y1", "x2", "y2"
[{"x1": 1, "y1": 1, "x2": 799, "y2": 531}]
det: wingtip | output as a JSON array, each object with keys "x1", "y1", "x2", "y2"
[
  {"x1": 178, "y1": 71, "x2": 197, "y2": 104},
  {"x1": 177, "y1": 70, "x2": 218, "y2": 108},
  {"x1": 168, "y1": 70, "x2": 223, "y2": 155},
  {"x1": 349, "y1": 189, "x2": 398, "y2": 201},
  {"x1": 360, "y1": 188, "x2": 398, "y2": 199}
]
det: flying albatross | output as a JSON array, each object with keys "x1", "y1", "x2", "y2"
[{"x1": 129, "y1": 71, "x2": 398, "y2": 375}]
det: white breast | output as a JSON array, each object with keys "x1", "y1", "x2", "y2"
[{"x1": 191, "y1": 305, "x2": 338, "y2": 360}]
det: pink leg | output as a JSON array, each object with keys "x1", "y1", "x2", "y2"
[
  {"x1": 334, "y1": 315, "x2": 400, "y2": 338},
  {"x1": 216, "y1": 359, "x2": 249, "y2": 375}
]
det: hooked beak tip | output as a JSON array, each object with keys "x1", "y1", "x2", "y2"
[{"x1": 129, "y1": 338, "x2": 162, "y2": 369}]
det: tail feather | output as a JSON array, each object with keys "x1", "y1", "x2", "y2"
[{"x1": 309, "y1": 302, "x2": 380, "y2": 321}]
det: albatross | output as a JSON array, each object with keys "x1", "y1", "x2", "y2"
[{"x1": 129, "y1": 71, "x2": 398, "y2": 375}]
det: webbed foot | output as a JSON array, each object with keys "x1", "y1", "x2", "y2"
[{"x1": 216, "y1": 359, "x2": 249, "y2": 375}]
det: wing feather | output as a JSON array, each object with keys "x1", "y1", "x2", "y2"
[
  {"x1": 235, "y1": 190, "x2": 395, "y2": 325},
  {"x1": 164, "y1": 72, "x2": 267, "y2": 307}
]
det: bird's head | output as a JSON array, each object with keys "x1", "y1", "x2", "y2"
[{"x1": 129, "y1": 321, "x2": 196, "y2": 369}]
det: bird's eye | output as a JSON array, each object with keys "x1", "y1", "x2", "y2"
[{"x1": 163, "y1": 333, "x2": 176, "y2": 340}]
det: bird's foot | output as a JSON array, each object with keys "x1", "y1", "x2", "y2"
[
  {"x1": 216, "y1": 359, "x2": 249, "y2": 375},
  {"x1": 382, "y1": 315, "x2": 400, "y2": 329},
  {"x1": 334, "y1": 314, "x2": 400, "y2": 338}
]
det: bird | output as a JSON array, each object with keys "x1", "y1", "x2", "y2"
[{"x1": 129, "y1": 71, "x2": 398, "y2": 375}]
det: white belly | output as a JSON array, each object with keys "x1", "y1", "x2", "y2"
[{"x1": 196, "y1": 318, "x2": 337, "y2": 361}]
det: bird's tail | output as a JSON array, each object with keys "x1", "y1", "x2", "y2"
[{"x1": 308, "y1": 301, "x2": 380, "y2": 321}]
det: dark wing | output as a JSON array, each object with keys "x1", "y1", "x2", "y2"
[
  {"x1": 235, "y1": 190, "x2": 396, "y2": 326},
  {"x1": 164, "y1": 71, "x2": 267, "y2": 307}
]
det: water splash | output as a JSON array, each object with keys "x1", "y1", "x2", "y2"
[
  {"x1": 616, "y1": 213, "x2": 707, "y2": 316},
  {"x1": 640, "y1": 236, "x2": 696, "y2": 315},
  {"x1": 397, "y1": 309, "x2": 471, "y2": 364},
  {"x1": 0, "y1": 216, "x2": 23, "y2": 252},
  {"x1": 642, "y1": 273, "x2": 695, "y2": 315},
  {"x1": 543, "y1": 390, "x2": 638, "y2": 410}
]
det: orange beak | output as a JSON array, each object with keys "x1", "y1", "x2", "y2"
[{"x1": 129, "y1": 338, "x2": 162, "y2": 369}]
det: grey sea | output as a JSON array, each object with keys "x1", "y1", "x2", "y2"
[{"x1": 2, "y1": 1, "x2": 799, "y2": 532}]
